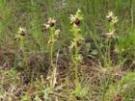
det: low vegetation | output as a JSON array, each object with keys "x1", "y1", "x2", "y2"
[{"x1": 0, "y1": 0, "x2": 135, "y2": 101}]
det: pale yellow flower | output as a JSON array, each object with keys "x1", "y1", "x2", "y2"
[
  {"x1": 106, "y1": 11, "x2": 118, "y2": 24},
  {"x1": 70, "y1": 14, "x2": 76, "y2": 23},
  {"x1": 105, "y1": 31, "x2": 115, "y2": 38},
  {"x1": 106, "y1": 11, "x2": 113, "y2": 19},
  {"x1": 43, "y1": 23, "x2": 50, "y2": 30},
  {"x1": 70, "y1": 9, "x2": 83, "y2": 27},
  {"x1": 47, "y1": 17, "x2": 56, "y2": 27},
  {"x1": 54, "y1": 29, "x2": 60, "y2": 36},
  {"x1": 112, "y1": 16, "x2": 118, "y2": 24},
  {"x1": 18, "y1": 27, "x2": 27, "y2": 36}
]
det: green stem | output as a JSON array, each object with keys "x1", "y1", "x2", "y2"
[
  {"x1": 107, "y1": 38, "x2": 112, "y2": 67},
  {"x1": 50, "y1": 43, "x2": 54, "y2": 67},
  {"x1": 50, "y1": 29, "x2": 55, "y2": 68},
  {"x1": 75, "y1": 47, "x2": 79, "y2": 85}
]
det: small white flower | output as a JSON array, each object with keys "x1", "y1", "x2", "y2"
[
  {"x1": 43, "y1": 23, "x2": 50, "y2": 30},
  {"x1": 105, "y1": 31, "x2": 115, "y2": 38},
  {"x1": 106, "y1": 11, "x2": 113, "y2": 19},
  {"x1": 54, "y1": 29, "x2": 60, "y2": 36},
  {"x1": 112, "y1": 16, "x2": 118, "y2": 24},
  {"x1": 18, "y1": 27, "x2": 27, "y2": 36},
  {"x1": 70, "y1": 14, "x2": 76, "y2": 23},
  {"x1": 47, "y1": 17, "x2": 56, "y2": 25}
]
